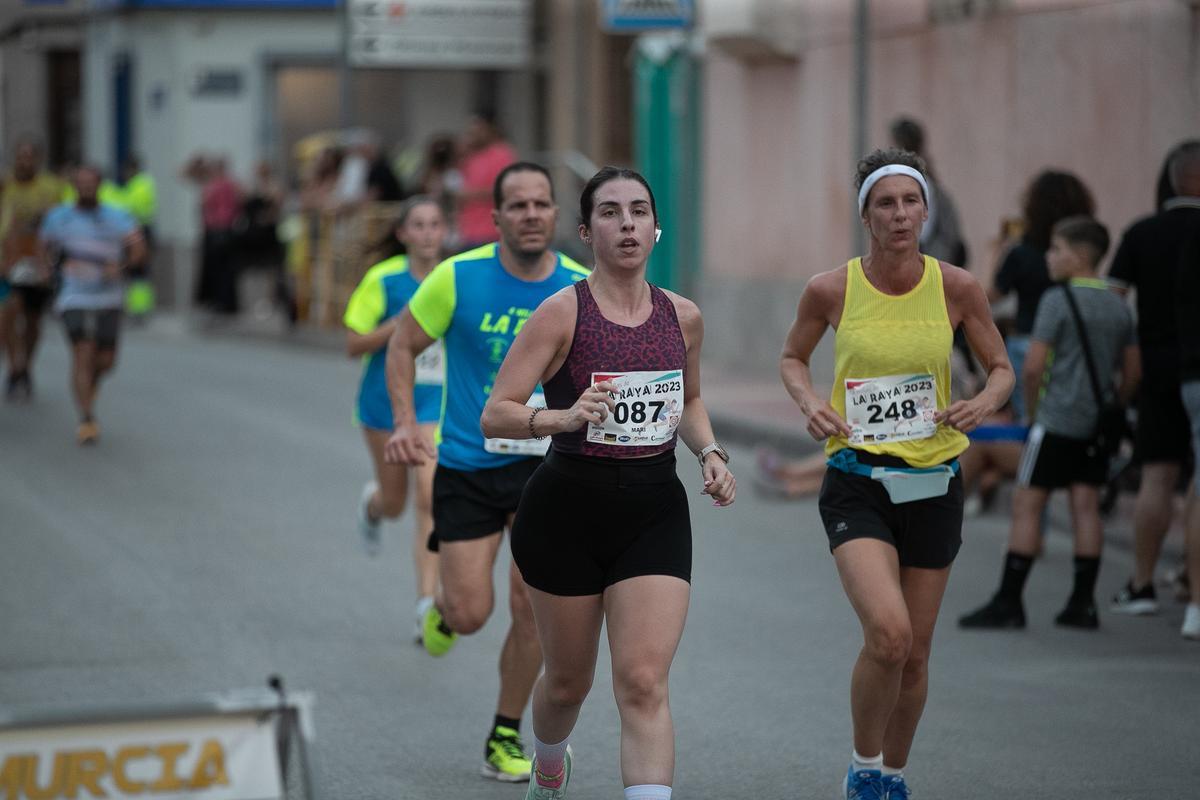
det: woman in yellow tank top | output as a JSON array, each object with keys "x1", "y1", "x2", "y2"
[{"x1": 780, "y1": 148, "x2": 1012, "y2": 800}]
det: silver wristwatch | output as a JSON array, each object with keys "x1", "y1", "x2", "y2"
[{"x1": 697, "y1": 442, "x2": 730, "y2": 466}]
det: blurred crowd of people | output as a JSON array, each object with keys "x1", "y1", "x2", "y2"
[
  {"x1": 0, "y1": 109, "x2": 519, "y2": 440},
  {"x1": 179, "y1": 109, "x2": 518, "y2": 320}
]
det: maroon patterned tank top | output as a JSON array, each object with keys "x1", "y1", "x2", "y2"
[{"x1": 544, "y1": 279, "x2": 688, "y2": 457}]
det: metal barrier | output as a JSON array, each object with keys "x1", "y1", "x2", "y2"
[
  {"x1": 292, "y1": 150, "x2": 603, "y2": 329},
  {"x1": 290, "y1": 203, "x2": 403, "y2": 329}
]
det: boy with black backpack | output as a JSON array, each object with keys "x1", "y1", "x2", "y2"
[{"x1": 960, "y1": 216, "x2": 1141, "y2": 630}]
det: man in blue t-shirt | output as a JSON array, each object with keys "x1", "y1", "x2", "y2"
[
  {"x1": 385, "y1": 162, "x2": 587, "y2": 782},
  {"x1": 39, "y1": 165, "x2": 145, "y2": 445}
]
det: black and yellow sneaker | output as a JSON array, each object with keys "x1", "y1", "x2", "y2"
[{"x1": 481, "y1": 726, "x2": 531, "y2": 782}]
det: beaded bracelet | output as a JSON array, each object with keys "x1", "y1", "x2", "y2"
[{"x1": 528, "y1": 407, "x2": 546, "y2": 440}]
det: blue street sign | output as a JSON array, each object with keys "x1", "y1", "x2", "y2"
[{"x1": 602, "y1": 0, "x2": 693, "y2": 31}]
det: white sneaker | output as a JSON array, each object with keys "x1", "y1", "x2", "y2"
[
  {"x1": 357, "y1": 481, "x2": 381, "y2": 556},
  {"x1": 414, "y1": 596, "x2": 434, "y2": 644},
  {"x1": 1182, "y1": 604, "x2": 1200, "y2": 641}
]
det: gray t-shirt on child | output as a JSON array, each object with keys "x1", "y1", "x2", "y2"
[{"x1": 1030, "y1": 279, "x2": 1135, "y2": 439}]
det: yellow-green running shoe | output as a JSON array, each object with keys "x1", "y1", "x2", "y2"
[
  {"x1": 525, "y1": 748, "x2": 572, "y2": 799},
  {"x1": 481, "y1": 726, "x2": 531, "y2": 782},
  {"x1": 421, "y1": 603, "x2": 458, "y2": 657}
]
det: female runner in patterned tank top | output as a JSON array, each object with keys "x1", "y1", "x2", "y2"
[
  {"x1": 781, "y1": 149, "x2": 1012, "y2": 800},
  {"x1": 482, "y1": 167, "x2": 735, "y2": 800}
]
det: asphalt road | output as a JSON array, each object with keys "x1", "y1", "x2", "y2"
[{"x1": 1, "y1": 321, "x2": 1196, "y2": 799}]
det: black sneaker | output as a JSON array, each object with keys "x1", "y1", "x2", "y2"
[
  {"x1": 1110, "y1": 580, "x2": 1158, "y2": 615},
  {"x1": 958, "y1": 596, "x2": 1026, "y2": 629},
  {"x1": 1055, "y1": 600, "x2": 1099, "y2": 629}
]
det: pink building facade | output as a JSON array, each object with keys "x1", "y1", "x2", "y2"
[{"x1": 697, "y1": 0, "x2": 1199, "y2": 376}]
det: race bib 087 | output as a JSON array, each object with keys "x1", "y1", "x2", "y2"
[
  {"x1": 845, "y1": 373, "x2": 938, "y2": 445},
  {"x1": 587, "y1": 370, "x2": 684, "y2": 447}
]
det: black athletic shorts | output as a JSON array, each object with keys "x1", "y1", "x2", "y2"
[
  {"x1": 430, "y1": 457, "x2": 541, "y2": 550},
  {"x1": 817, "y1": 450, "x2": 963, "y2": 570},
  {"x1": 510, "y1": 449, "x2": 692, "y2": 596},
  {"x1": 12, "y1": 284, "x2": 53, "y2": 314},
  {"x1": 1016, "y1": 423, "x2": 1107, "y2": 489},
  {"x1": 1135, "y1": 373, "x2": 1193, "y2": 464},
  {"x1": 61, "y1": 308, "x2": 122, "y2": 349}
]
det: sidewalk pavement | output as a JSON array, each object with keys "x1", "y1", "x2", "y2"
[{"x1": 702, "y1": 368, "x2": 823, "y2": 454}]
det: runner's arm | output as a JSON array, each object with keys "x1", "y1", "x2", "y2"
[
  {"x1": 383, "y1": 309, "x2": 438, "y2": 464},
  {"x1": 124, "y1": 229, "x2": 147, "y2": 269},
  {"x1": 671, "y1": 296, "x2": 735, "y2": 507},
  {"x1": 941, "y1": 268, "x2": 1014, "y2": 433},
  {"x1": 346, "y1": 319, "x2": 397, "y2": 358},
  {"x1": 480, "y1": 291, "x2": 608, "y2": 439},
  {"x1": 1117, "y1": 344, "x2": 1141, "y2": 407},
  {"x1": 781, "y1": 272, "x2": 851, "y2": 441}
]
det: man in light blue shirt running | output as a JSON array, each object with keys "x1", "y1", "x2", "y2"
[{"x1": 39, "y1": 164, "x2": 145, "y2": 445}]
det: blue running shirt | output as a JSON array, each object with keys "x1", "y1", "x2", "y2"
[
  {"x1": 407, "y1": 243, "x2": 589, "y2": 471},
  {"x1": 39, "y1": 202, "x2": 138, "y2": 311},
  {"x1": 343, "y1": 255, "x2": 443, "y2": 430}
]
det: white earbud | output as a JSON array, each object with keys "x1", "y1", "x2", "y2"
[{"x1": 654, "y1": 229, "x2": 662, "y2": 243}]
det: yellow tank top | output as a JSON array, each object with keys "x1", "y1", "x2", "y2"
[{"x1": 825, "y1": 255, "x2": 969, "y2": 467}]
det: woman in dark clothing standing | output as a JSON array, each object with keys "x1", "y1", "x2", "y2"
[{"x1": 989, "y1": 170, "x2": 1095, "y2": 421}]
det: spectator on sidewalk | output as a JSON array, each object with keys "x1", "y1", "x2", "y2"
[
  {"x1": 1157, "y1": 139, "x2": 1199, "y2": 210},
  {"x1": 299, "y1": 146, "x2": 343, "y2": 213},
  {"x1": 239, "y1": 160, "x2": 288, "y2": 317},
  {"x1": 961, "y1": 217, "x2": 1139, "y2": 631},
  {"x1": 191, "y1": 156, "x2": 243, "y2": 315},
  {"x1": 889, "y1": 116, "x2": 966, "y2": 266},
  {"x1": 456, "y1": 111, "x2": 516, "y2": 250},
  {"x1": 415, "y1": 134, "x2": 462, "y2": 246},
  {"x1": 1177, "y1": 197, "x2": 1200, "y2": 639},
  {"x1": 989, "y1": 170, "x2": 1095, "y2": 420},
  {"x1": 1108, "y1": 142, "x2": 1200, "y2": 617},
  {"x1": 1, "y1": 137, "x2": 67, "y2": 400},
  {"x1": 201, "y1": 155, "x2": 243, "y2": 316}
]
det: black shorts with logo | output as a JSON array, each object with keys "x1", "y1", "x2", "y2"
[
  {"x1": 817, "y1": 450, "x2": 964, "y2": 570},
  {"x1": 430, "y1": 457, "x2": 541, "y2": 550},
  {"x1": 510, "y1": 449, "x2": 691, "y2": 596},
  {"x1": 62, "y1": 308, "x2": 122, "y2": 349},
  {"x1": 1016, "y1": 423, "x2": 1108, "y2": 489}
]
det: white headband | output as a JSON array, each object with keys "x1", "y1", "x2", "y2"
[{"x1": 857, "y1": 164, "x2": 930, "y2": 215}]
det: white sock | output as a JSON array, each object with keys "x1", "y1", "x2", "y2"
[
  {"x1": 532, "y1": 734, "x2": 569, "y2": 781},
  {"x1": 415, "y1": 596, "x2": 434, "y2": 616},
  {"x1": 852, "y1": 750, "x2": 883, "y2": 772},
  {"x1": 882, "y1": 765, "x2": 904, "y2": 777},
  {"x1": 624, "y1": 785, "x2": 672, "y2": 800}
]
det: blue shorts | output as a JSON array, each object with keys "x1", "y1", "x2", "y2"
[{"x1": 358, "y1": 383, "x2": 442, "y2": 431}]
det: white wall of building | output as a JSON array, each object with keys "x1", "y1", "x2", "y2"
[
  {"x1": 83, "y1": 7, "x2": 539, "y2": 309},
  {"x1": 86, "y1": 10, "x2": 339, "y2": 243}
]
